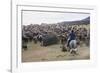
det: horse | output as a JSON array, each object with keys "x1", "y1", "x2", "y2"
[{"x1": 69, "y1": 39, "x2": 78, "y2": 55}]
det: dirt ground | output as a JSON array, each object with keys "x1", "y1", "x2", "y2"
[{"x1": 22, "y1": 41, "x2": 90, "y2": 62}]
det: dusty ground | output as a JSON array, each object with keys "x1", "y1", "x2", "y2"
[{"x1": 22, "y1": 41, "x2": 90, "y2": 62}]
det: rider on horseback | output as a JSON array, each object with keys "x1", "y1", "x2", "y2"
[{"x1": 67, "y1": 30, "x2": 76, "y2": 47}]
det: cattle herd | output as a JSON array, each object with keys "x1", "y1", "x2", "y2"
[{"x1": 22, "y1": 23, "x2": 90, "y2": 53}]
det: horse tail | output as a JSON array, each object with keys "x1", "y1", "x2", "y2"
[{"x1": 69, "y1": 40, "x2": 77, "y2": 49}]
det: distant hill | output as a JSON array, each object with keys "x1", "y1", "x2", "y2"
[
  {"x1": 58, "y1": 16, "x2": 90, "y2": 25},
  {"x1": 26, "y1": 16, "x2": 90, "y2": 26},
  {"x1": 80, "y1": 16, "x2": 90, "y2": 24}
]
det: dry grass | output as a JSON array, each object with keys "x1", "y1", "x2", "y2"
[{"x1": 22, "y1": 41, "x2": 90, "y2": 62}]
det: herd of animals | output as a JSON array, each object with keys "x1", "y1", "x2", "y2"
[{"x1": 22, "y1": 23, "x2": 90, "y2": 55}]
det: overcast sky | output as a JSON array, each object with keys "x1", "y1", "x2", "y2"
[{"x1": 22, "y1": 11, "x2": 90, "y2": 25}]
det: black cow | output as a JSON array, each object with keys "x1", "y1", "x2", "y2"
[
  {"x1": 22, "y1": 36, "x2": 28, "y2": 50},
  {"x1": 41, "y1": 34, "x2": 59, "y2": 46}
]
